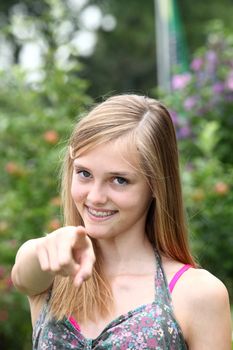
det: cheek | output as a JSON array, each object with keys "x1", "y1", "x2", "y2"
[
  {"x1": 71, "y1": 178, "x2": 85, "y2": 203},
  {"x1": 134, "y1": 186, "x2": 152, "y2": 212}
]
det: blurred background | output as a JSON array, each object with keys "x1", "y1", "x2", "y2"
[{"x1": 0, "y1": 0, "x2": 232, "y2": 348}]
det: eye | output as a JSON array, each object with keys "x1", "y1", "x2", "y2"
[
  {"x1": 77, "y1": 170, "x2": 91, "y2": 179},
  {"x1": 113, "y1": 176, "x2": 128, "y2": 185}
]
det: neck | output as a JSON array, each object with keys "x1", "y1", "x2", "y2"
[{"x1": 95, "y1": 234, "x2": 155, "y2": 277}]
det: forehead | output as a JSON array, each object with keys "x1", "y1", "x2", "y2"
[{"x1": 73, "y1": 138, "x2": 141, "y2": 171}]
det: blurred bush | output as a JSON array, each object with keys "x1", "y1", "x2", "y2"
[
  {"x1": 158, "y1": 20, "x2": 233, "y2": 299},
  {"x1": 0, "y1": 0, "x2": 92, "y2": 348},
  {"x1": 0, "y1": 8, "x2": 232, "y2": 348},
  {"x1": 0, "y1": 67, "x2": 91, "y2": 349},
  {"x1": 0, "y1": 43, "x2": 91, "y2": 350}
]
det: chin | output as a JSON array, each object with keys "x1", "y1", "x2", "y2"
[{"x1": 85, "y1": 227, "x2": 114, "y2": 240}]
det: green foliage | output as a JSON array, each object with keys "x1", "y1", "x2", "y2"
[
  {"x1": 0, "y1": 67, "x2": 91, "y2": 349},
  {"x1": 0, "y1": 0, "x2": 233, "y2": 345},
  {"x1": 0, "y1": 69, "x2": 91, "y2": 350},
  {"x1": 158, "y1": 20, "x2": 233, "y2": 298},
  {"x1": 0, "y1": 3, "x2": 92, "y2": 349}
]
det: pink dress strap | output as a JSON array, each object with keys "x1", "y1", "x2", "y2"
[
  {"x1": 169, "y1": 264, "x2": 192, "y2": 293},
  {"x1": 68, "y1": 316, "x2": 81, "y2": 331}
]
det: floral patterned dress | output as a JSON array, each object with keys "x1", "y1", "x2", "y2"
[{"x1": 33, "y1": 252, "x2": 188, "y2": 349}]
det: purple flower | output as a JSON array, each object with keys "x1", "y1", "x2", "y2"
[
  {"x1": 190, "y1": 58, "x2": 203, "y2": 71},
  {"x1": 177, "y1": 125, "x2": 191, "y2": 139},
  {"x1": 169, "y1": 110, "x2": 179, "y2": 125},
  {"x1": 183, "y1": 96, "x2": 198, "y2": 111},
  {"x1": 205, "y1": 50, "x2": 218, "y2": 75},
  {"x1": 171, "y1": 73, "x2": 191, "y2": 90},
  {"x1": 206, "y1": 50, "x2": 218, "y2": 64},
  {"x1": 213, "y1": 82, "x2": 225, "y2": 93}
]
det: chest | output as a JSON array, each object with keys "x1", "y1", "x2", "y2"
[
  {"x1": 79, "y1": 274, "x2": 155, "y2": 339},
  {"x1": 35, "y1": 302, "x2": 187, "y2": 350}
]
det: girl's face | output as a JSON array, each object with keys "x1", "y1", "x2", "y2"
[{"x1": 71, "y1": 140, "x2": 152, "y2": 241}]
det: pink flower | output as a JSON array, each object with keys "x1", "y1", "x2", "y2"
[
  {"x1": 5, "y1": 276, "x2": 13, "y2": 290},
  {"x1": 48, "y1": 331, "x2": 53, "y2": 339},
  {"x1": 183, "y1": 96, "x2": 198, "y2": 110},
  {"x1": 141, "y1": 317, "x2": 154, "y2": 327},
  {"x1": 191, "y1": 58, "x2": 203, "y2": 71},
  {"x1": 225, "y1": 71, "x2": 233, "y2": 90},
  {"x1": 171, "y1": 73, "x2": 191, "y2": 90},
  {"x1": 147, "y1": 337, "x2": 157, "y2": 347},
  {"x1": 155, "y1": 305, "x2": 162, "y2": 316}
]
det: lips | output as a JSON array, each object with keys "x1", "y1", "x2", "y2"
[{"x1": 86, "y1": 206, "x2": 117, "y2": 218}]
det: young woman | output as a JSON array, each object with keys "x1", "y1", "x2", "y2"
[{"x1": 12, "y1": 94, "x2": 231, "y2": 349}]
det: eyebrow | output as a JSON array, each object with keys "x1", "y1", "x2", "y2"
[
  {"x1": 108, "y1": 171, "x2": 137, "y2": 178},
  {"x1": 73, "y1": 162, "x2": 138, "y2": 177}
]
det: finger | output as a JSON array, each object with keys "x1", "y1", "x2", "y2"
[
  {"x1": 37, "y1": 244, "x2": 50, "y2": 271},
  {"x1": 72, "y1": 226, "x2": 89, "y2": 249},
  {"x1": 46, "y1": 239, "x2": 60, "y2": 272},
  {"x1": 73, "y1": 253, "x2": 95, "y2": 287},
  {"x1": 57, "y1": 240, "x2": 80, "y2": 276}
]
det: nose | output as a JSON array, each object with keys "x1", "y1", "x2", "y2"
[{"x1": 86, "y1": 181, "x2": 107, "y2": 205}]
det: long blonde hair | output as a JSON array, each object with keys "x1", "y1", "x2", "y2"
[{"x1": 49, "y1": 94, "x2": 196, "y2": 321}]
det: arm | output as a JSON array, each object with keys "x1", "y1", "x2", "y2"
[
  {"x1": 11, "y1": 237, "x2": 54, "y2": 295},
  {"x1": 186, "y1": 270, "x2": 232, "y2": 350},
  {"x1": 11, "y1": 226, "x2": 95, "y2": 296}
]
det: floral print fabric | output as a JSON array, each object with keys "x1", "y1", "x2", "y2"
[{"x1": 33, "y1": 252, "x2": 188, "y2": 349}]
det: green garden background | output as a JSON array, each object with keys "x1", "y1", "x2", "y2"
[{"x1": 0, "y1": 1, "x2": 232, "y2": 348}]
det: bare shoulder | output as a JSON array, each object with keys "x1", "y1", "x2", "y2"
[
  {"x1": 162, "y1": 255, "x2": 229, "y2": 304},
  {"x1": 184, "y1": 268, "x2": 229, "y2": 305},
  {"x1": 181, "y1": 268, "x2": 232, "y2": 349},
  {"x1": 180, "y1": 267, "x2": 230, "y2": 320},
  {"x1": 161, "y1": 255, "x2": 231, "y2": 348}
]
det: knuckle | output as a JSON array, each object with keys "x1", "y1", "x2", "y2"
[
  {"x1": 40, "y1": 265, "x2": 49, "y2": 272},
  {"x1": 36, "y1": 238, "x2": 45, "y2": 251},
  {"x1": 59, "y1": 258, "x2": 70, "y2": 268},
  {"x1": 50, "y1": 264, "x2": 61, "y2": 273}
]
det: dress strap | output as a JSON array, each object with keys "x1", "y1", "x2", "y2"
[
  {"x1": 154, "y1": 250, "x2": 172, "y2": 305},
  {"x1": 169, "y1": 264, "x2": 192, "y2": 293},
  {"x1": 68, "y1": 316, "x2": 81, "y2": 332}
]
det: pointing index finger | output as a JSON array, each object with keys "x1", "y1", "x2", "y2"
[{"x1": 72, "y1": 226, "x2": 89, "y2": 249}]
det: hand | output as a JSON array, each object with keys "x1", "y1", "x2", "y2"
[{"x1": 36, "y1": 226, "x2": 95, "y2": 287}]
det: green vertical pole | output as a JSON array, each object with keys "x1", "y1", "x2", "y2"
[
  {"x1": 155, "y1": 0, "x2": 188, "y2": 90},
  {"x1": 155, "y1": 0, "x2": 171, "y2": 91},
  {"x1": 169, "y1": 0, "x2": 189, "y2": 72}
]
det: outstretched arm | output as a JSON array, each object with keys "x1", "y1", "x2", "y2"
[{"x1": 11, "y1": 226, "x2": 95, "y2": 296}]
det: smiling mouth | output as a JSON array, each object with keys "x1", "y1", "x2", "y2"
[{"x1": 86, "y1": 206, "x2": 117, "y2": 218}]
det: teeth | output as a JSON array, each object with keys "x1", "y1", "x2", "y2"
[{"x1": 87, "y1": 207, "x2": 115, "y2": 217}]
